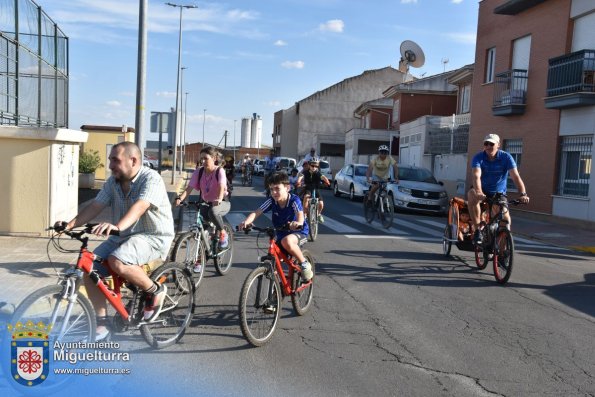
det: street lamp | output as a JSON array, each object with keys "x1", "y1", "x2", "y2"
[
  {"x1": 202, "y1": 108, "x2": 206, "y2": 147},
  {"x1": 178, "y1": 65, "x2": 187, "y2": 173},
  {"x1": 183, "y1": 91, "x2": 189, "y2": 167},
  {"x1": 166, "y1": 2, "x2": 197, "y2": 184}
]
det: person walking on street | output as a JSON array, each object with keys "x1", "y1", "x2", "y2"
[
  {"x1": 468, "y1": 133, "x2": 530, "y2": 244},
  {"x1": 56, "y1": 142, "x2": 174, "y2": 340}
]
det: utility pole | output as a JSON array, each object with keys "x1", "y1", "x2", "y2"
[{"x1": 134, "y1": 0, "x2": 148, "y2": 157}]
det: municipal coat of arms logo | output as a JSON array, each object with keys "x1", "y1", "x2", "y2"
[{"x1": 7, "y1": 321, "x2": 51, "y2": 387}]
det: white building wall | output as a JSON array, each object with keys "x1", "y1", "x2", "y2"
[
  {"x1": 279, "y1": 67, "x2": 405, "y2": 160},
  {"x1": 250, "y1": 116, "x2": 262, "y2": 149}
]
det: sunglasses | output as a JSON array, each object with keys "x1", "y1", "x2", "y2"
[{"x1": 483, "y1": 142, "x2": 495, "y2": 147}]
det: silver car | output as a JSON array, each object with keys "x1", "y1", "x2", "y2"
[
  {"x1": 333, "y1": 163, "x2": 369, "y2": 201},
  {"x1": 386, "y1": 165, "x2": 448, "y2": 214}
]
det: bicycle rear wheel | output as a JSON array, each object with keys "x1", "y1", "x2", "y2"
[
  {"x1": 238, "y1": 264, "x2": 281, "y2": 347},
  {"x1": 379, "y1": 194, "x2": 395, "y2": 229},
  {"x1": 364, "y1": 196, "x2": 375, "y2": 223},
  {"x1": 214, "y1": 221, "x2": 234, "y2": 275},
  {"x1": 170, "y1": 231, "x2": 206, "y2": 289},
  {"x1": 442, "y1": 225, "x2": 452, "y2": 257},
  {"x1": 308, "y1": 203, "x2": 318, "y2": 241},
  {"x1": 493, "y1": 229, "x2": 514, "y2": 284},
  {"x1": 474, "y1": 244, "x2": 489, "y2": 270},
  {"x1": 140, "y1": 262, "x2": 195, "y2": 349},
  {"x1": 291, "y1": 250, "x2": 315, "y2": 316}
]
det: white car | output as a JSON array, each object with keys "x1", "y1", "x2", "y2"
[
  {"x1": 143, "y1": 154, "x2": 158, "y2": 169},
  {"x1": 297, "y1": 158, "x2": 333, "y2": 182},
  {"x1": 386, "y1": 165, "x2": 449, "y2": 214},
  {"x1": 333, "y1": 163, "x2": 369, "y2": 200},
  {"x1": 252, "y1": 159, "x2": 265, "y2": 176}
]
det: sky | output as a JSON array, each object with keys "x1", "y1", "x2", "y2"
[{"x1": 38, "y1": 0, "x2": 479, "y2": 148}]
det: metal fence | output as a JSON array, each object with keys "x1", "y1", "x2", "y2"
[{"x1": 0, "y1": 0, "x2": 68, "y2": 127}]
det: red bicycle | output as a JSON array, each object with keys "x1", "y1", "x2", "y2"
[
  {"x1": 237, "y1": 224, "x2": 315, "y2": 347},
  {"x1": 10, "y1": 224, "x2": 195, "y2": 349}
]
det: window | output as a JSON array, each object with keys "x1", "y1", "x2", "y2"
[
  {"x1": 485, "y1": 47, "x2": 496, "y2": 83},
  {"x1": 557, "y1": 135, "x2": 592, "y2": 197},
  {"x1": 460, "y1": 84, "x2": 471, "y2": 113},
  {"x1": 503, "y1": 139, "x2": 522, "y2": 191}
]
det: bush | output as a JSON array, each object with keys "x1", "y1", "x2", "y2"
[{"x1": 79, "y1": 150, "x2": 104, "y2": 173}]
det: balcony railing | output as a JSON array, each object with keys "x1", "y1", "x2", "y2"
[
  {"x1": 492, "y1": 69, "x2": 528, "y2": 116},
  {"x1": 545, "y1": 49, "x2": 595, "y2": 109}
]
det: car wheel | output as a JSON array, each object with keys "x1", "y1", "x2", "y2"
[
  {"x1": 333, "y1": 183, "x2": 341, "y2": 197},
  {"x1": 349, "y1": 185, "x2": 356, "y2": 201}
]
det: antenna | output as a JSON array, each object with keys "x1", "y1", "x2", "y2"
[
  {"x1": 398, "y1": 40, "x2": 426, "y2": 74},
  {"x1": 441, "y1": 57, "x2": 449, "y2": 72}
]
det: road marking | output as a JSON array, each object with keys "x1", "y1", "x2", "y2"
[
  {"x1": 393, "y1": 218, "x2": 442, "y2": 237},
  {"x1": 319, "y1": 216, "x2": 359, "y2": 233},
  {"x1": 418, "y1": 219, "x2": 446, "y2": 228},
  {"x1": 345, "y1": 235, "x2": 438, "y2": 242},
  {"x1": 343, "y1": 214, "x2": 406, "y2": 235}
]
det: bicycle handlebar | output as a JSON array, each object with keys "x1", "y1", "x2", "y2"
[
  {"x1": 236, "y1": 223, "x2": 302, "y2": 235},
  {"x1": 51, "y1": 223, "x2": 120, "y2": 237}
]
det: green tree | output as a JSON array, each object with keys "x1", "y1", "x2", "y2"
[{"x1": 79, "y1": 150, "x2": 104, "y2": 173}]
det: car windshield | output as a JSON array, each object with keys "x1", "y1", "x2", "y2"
[
  {"x1": 319, "y1": 161, "x2": 329, "y2": 169},
  {"x1": 399, "y1": 167, "x2": 438, "y2": 183},
  {"x1": 354, "y1": 166, "x2": 367, "y2": 176}
]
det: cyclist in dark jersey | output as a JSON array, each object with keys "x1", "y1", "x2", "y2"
[{"x1": 298, "y1": 158, "x2": 330, "y2": 223}]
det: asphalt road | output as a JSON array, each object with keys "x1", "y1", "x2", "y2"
[{"x1": 3, "y1": 174, "x2": 594, "y2": 396}]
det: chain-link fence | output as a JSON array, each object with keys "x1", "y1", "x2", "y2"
[{"x1": 0, "y1": 0, "x2": 68, "y2": 127}]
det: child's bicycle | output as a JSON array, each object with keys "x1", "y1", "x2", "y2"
[
  {"x1": 237, "y1": 224, "x2": 314, "y2": 347},
  {"x1": 170, "y1": 200, "x2": 234, "y2": 288},
  {"x1": 11, "y1": 224, "x2": 195, "y2": 349}
]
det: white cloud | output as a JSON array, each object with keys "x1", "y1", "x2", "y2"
[
  {"x1": 274, "y1": 40, "x2": 288, "y2": 46},
  {"x1": 281, "y1": 61, "x2": 305, "y2": 69},
  {"x1": 265, "y1": 100, "x2": 281, "y2": 107},
  {"x1": 401, "y1": 0, "x2": 418, "y2": 3},
  {"x1": 156, "y1": 91, "x2": 176, "y2": 98},
  {"x1": 452, "y1": 0, "x2": 464, "y2": 3},
  {"x1": 106, "y1": 100, "x2": 121, "y2": 107},
  {"x1": 318, "y1": 19, "x2": 344, "y2": 33}
]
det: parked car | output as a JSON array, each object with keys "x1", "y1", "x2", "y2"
[
  {"x1": 386, "y1": 165, "x2": 448, "y2": 214},
  {"x1": 274, "y1": 157, "x2": 297, "y2": 174},
  {"x1": 297, "y1": 158, "x2": 333, "y2": 182},
  {"x1": 143, "y1": 154, "x2": 158, "y2": 169},
  {"x1": 333, "y1": 163, "x2": 369, "y2": 201},
  {"x1": 252, "y1": 159, "x2": 265, "y2": 176}
]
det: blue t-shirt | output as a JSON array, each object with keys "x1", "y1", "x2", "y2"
[
  {"x1": 259, "y1": 193, "x2": 309, "y2": 240},
  {"x1": 471, "y1": 150, "x2": 517, "y2": 195}
]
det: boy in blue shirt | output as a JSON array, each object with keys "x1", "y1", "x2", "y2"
[{"x1": 239, "y1": 172, "x2": 313, "y2": 281}]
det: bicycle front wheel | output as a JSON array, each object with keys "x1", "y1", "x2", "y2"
[
  {"x1": 308, "y1": 204, "x2": 318, "y2": 241},
  {"x1": 140, "y1": 262, "x2": 195, "y2": 349},
  {"x1": 214, "y1": 221, "x2": 234, "y2": 275},
  {"x1": 6, "y1": 284, "x2": 96, "y2": 394},
  {"x1": 442, "y1": 225, "x2": 452, "y2": 257},
  {"x1": 238, "y1": 264, "x2": 281, "y2": 347},
  {"x1": 493, "y1": 229, "x2": 514, "y2": 284},
  {"x1": 291, "y1": 250, "x2": 315, "y2": 316},
  {"x1": 171, "y1": 231, "x2": 206, "y2": 289},
  {"x1": 379, "y1": 194, "x2": 395, "y2": 229}
]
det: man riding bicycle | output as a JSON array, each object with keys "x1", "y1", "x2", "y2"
[
  {"x1": 56, "y1": 142, "x2": 174, "y2": 340},
  {"x1": 241, "y1": 154, "x2": 253, "y2": 179},
  {"x1": 297, "y1": 158, "x2": 330, "y2": 223},
  {"x1": 366, "y1": 145, "x2": 398, "y2": 204},
  {"x1": 468, "y1": 133, "x2": 530, "y2": 245}
]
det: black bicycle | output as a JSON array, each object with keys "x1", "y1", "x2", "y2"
[
  {"x1": 474, "y1": 194, "x2": 522, "y2": 284},
  {"x1": 364, "y1": 180, "x2": 395, "y2": 229},
  {"x1": 171, "y1": 201, "x2": 234, "y2": 289}
]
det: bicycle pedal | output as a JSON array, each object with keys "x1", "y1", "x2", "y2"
[{"x1": 263, "y1": 305, "x2": 276, "y2": 314}]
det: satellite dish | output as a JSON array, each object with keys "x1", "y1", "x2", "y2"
[{"x1": 398, "y1": 40, "x2": 425, "y2": 73}]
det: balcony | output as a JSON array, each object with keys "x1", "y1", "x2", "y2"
[
  {"x1": 492, "y1": 69, "x2": 528, "y2": 116},
  {"x1": 545, "y1": 50, "x2": 595, "y2": 109}
]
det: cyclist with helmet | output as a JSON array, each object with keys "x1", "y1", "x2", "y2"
[
  {"x1": 298, "y1": 157, "x2": 331, "y2": 223},
  {"x1": 366, "y1": 145, "x2": 398, "y2": 205},
  {"x1": 241, "y1": 154, "x2": 253, "y2": 177}
]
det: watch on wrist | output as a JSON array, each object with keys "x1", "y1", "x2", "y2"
[{"x1": 520, "y1": 192, "x2": 527, "y2": 196}]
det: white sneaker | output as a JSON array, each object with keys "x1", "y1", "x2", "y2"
[
  {"x1": 193, "y1": 263, "x2": 202, "y2": 273},
  {"x1": 300, "y1": 261, "x2": 313, "y2": 282}
]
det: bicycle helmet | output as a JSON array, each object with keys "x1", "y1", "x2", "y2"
[
  {"x1": 378, "y1": 145, "x2": 389, "y2": 153},
  {"x1": 308, "y1": 157, "x2": 320, "y2": 166}
]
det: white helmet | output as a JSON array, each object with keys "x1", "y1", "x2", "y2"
[{"x1": 378, "y1": 145, "x2": 389, "y2": 152}]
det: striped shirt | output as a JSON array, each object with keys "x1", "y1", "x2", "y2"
[
  {"x1": 95, "y1": 166, "x2": 174, "y2": 258},
  {"x1": 259, "y1": 193, "x2": 309, "y2": 239}
]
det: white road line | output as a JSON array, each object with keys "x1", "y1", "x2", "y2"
[
  {"x1": 343, "y1": 214, "x2": 407, "y2": 235},
  {"x1": 320, "y1": 216, "x2": 360, "y2": 233},
  {"x1": 345, "y1": 235, "x2": 438, "y2": 242},
  {"x1": 394, "y1": 218, "x2": 442, "y2": 237}
]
